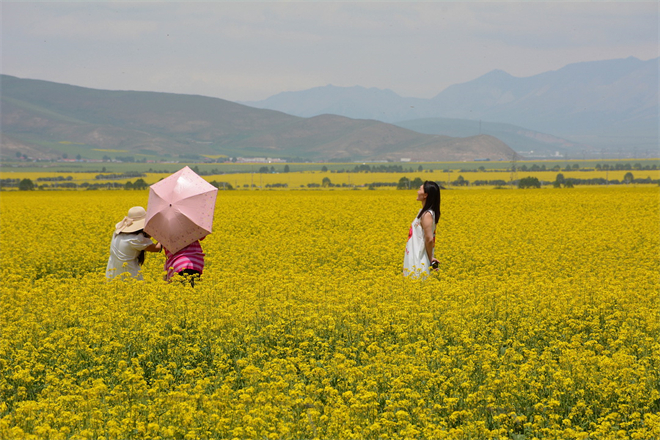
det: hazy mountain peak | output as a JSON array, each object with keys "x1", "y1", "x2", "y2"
[
  {"x1": 435, "y1": 68, "x2": 517, "y2": 95},
  {"x1": 245, "y1": 83, "x2": 402, "y2": 103},
  {"x1": 238, "y1": 57, "x2": 657, "y2": 152},
  {"x1": 480, "y1": 69, "x2": 515, "y2": 79},
  {"x1": 239, "y1": 83, "x2": 411, "y2": 120}
]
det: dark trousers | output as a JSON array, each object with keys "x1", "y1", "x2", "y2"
[{"x1": 178, "y1": 269, "x2": 201, "y2": 287}]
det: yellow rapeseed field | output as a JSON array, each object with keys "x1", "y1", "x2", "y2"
[
  {"x1": 1, "y1": 187, "x2": 658, "y2": 439},
  {"x1": 3, "y1": 169, "x2": 659, "y2": 189}
]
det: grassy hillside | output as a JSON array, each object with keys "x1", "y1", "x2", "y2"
[{"x1": 1, "y1": 75, "x2": 517, "y2": 162}]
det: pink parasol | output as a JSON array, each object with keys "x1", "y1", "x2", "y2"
[{"x1": 144, "y1": 166, "x2": 218, "y2": 254}]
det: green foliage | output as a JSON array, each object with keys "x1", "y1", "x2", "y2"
[
  {"x1": 96, "y1": 172, "x2": 146, "y2": 181},
  {"x1": 123, "y1": 178, "x2": 148, "y2": 190},
  {"x1": 209, "y1": 181, "x2": 234, "y2": 190},
  {"x1": 18, "y1": 178, "x2": 35, "y2": 191},
  {"x1": 397, "y1": 177, "x2": 410, "y2": 190},
  {"x1": 454, "y1": 175, "x2": 468, "y2": 187},
  {"x1": 518, "y1": 176, "x2": 541, "y2": 189},
  {"x1": 132, "y1": 178, "x2": 148, "y2": 190}
]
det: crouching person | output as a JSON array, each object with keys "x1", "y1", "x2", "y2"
[{"x1": 163, "y1": 238, "x2": 205, "y2": 287}]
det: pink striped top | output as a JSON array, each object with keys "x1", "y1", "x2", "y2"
[{"x1": 164, "y1": 240, "x2": 205, "y2": 280}]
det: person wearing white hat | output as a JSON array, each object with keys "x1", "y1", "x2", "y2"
[{"x1": 106, "y1": 206, "x2": 163, "y2": 280}]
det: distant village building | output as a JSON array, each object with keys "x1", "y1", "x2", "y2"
[{"x1": 235, "y1": 157, "x2": 286, "y2": 163}]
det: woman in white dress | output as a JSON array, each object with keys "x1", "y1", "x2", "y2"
[{"x1": 403, "y1": 181, "x2": 441, "y2": 278}]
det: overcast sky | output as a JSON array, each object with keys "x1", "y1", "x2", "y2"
[{"x1": 2, "y1": 2, "x2": 658, "y2": 102}]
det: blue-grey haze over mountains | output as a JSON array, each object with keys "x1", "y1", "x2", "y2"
[{"x1": 241, "y1": 57, "x2": 659, "y2": 155}]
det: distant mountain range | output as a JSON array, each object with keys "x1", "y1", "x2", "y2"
[
  {"x1": 242, "y1": 57, "x2": 659, "y2": 153},
  {"x1": 0, "y1": 75, "x2": 516, "y2": 162}
]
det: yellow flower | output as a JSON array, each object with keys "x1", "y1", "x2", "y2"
[{"x1": 0, "y1": 187, "x2": 658, "y2": 439}]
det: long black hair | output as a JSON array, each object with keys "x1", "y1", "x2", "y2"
[
  {"x1": 417, "y1": 180, "x2": 441, "y2": 224},
  {"x1": 120, "y1": 228, "x2": 148, "y2": 266}
]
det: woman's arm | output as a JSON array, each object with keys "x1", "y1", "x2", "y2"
[
  {"x1": 420, "y1": 211, "x2": 435, "y2": 265},
  {"x1": 145, "y1": 242, "x2": 162, "y2": 253}
]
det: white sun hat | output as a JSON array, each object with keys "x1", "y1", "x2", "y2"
[{"x1": 114, "y1": 206, "x2": 147, "y2": 234}]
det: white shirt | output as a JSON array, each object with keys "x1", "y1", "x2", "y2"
[{"x1": 106, "y1": 232, "x2": 154, "y2": 280}]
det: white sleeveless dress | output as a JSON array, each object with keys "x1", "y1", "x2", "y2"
[{"x1": 403, "y1": 209, "x2": 436, "y2": 278}]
